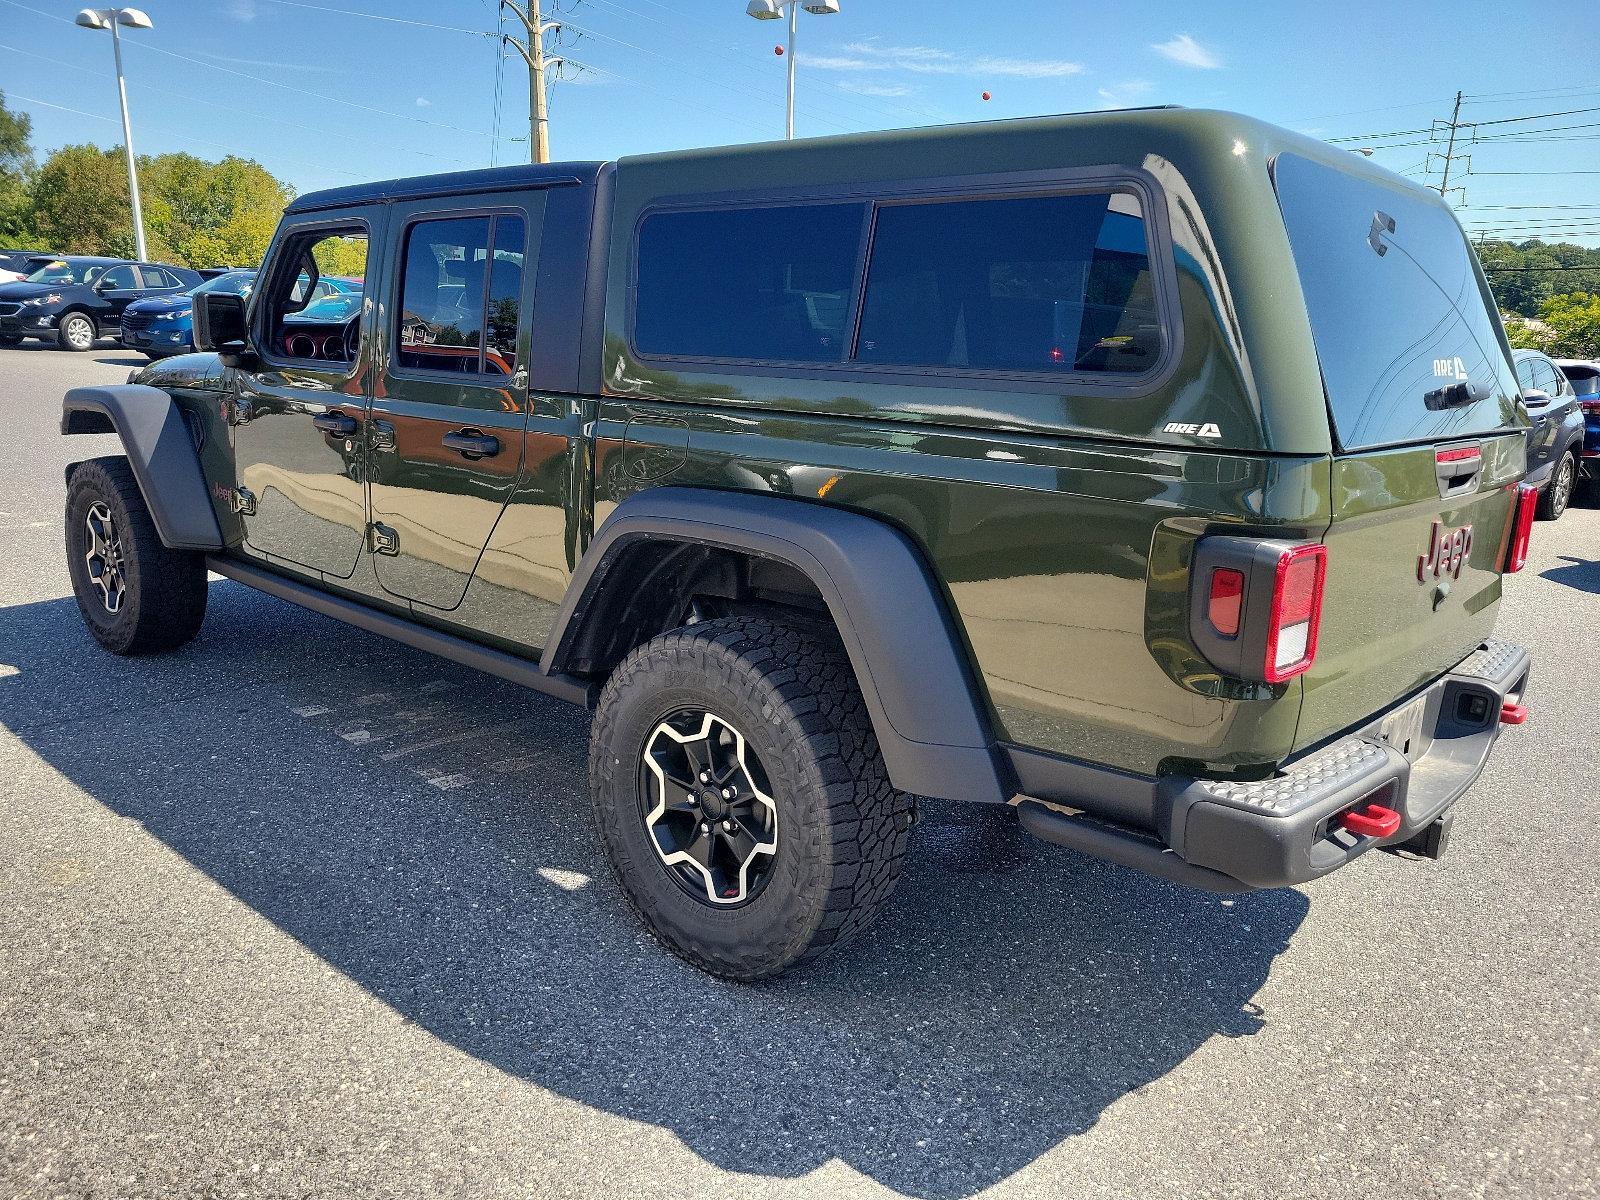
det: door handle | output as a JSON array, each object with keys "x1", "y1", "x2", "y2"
[
  {"x1": 312, "y1": 411, "x2": 358, "y2": 436},
  {"x1": 442, "y1": 429, "x2": 500, "y2": 459}
]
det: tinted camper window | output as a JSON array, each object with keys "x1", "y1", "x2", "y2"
[
  {"x1": 855, "y1": 191, "x2": 1158, "y2": 375},
  {"x1": 633, "y1": 202, "x2": 865, "y2": 363}
]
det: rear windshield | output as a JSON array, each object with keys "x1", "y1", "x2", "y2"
[
  {"x1": 1561, "y1": 365, "x2": 1599, "y2": 397},
  {"x1": 1273, "y1": 153, "x2": 1521, "y2": 451}
]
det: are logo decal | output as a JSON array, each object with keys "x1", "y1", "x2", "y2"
[
  {"x1": 1163, "y1": 421, "x2": 1222, "y2": 439},
  {"x1": 1418, "y1": 518, "x2": 1473, "y2": 583},
  {"x1": 1432, "y1": 356, "x2": 1468, "y2": 381}
]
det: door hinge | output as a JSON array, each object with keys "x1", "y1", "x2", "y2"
[
  {"x1": 369, "y1": 522, "x2": 399, "y2": 556},
  {"x1": 230, "y1": 486, "x2": 257, "y2": 516}
]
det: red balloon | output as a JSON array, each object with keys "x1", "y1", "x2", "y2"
[
  {"x1": 774, "y1": 45, "x2": 784, "y2": 56},
  {"x1": 981, "y1": 91, "x2": 992, "y2": 101}
]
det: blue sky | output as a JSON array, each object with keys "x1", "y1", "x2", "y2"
[{"x1": 3, "y1": 0, "x2": 1599, "y2": 245}]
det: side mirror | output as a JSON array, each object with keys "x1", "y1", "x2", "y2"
[
  {"x1": 1521, "y1": 388, "x2": 1552, "y2": 407},
  {"x1": 194, "y1": 291, "x2": 255, "y2": 367}
]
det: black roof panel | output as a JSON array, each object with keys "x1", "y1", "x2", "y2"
[{"x1": 286, "y1": 161, "x2": 608, "y2": 214}]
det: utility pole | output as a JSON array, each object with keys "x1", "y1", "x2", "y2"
[
  {"x1": 501, "y1": 0, "x2": 561, "y2": 164},
  {"x1": 1428, "y1": 91, "x2": 1473, "y2": 204}
]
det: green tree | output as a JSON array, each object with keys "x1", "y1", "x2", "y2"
[
  {"x1": 1501, "y1": 314, "x2": 1551, "y2": 353},
  {"x1": 0, "y1": 91, "x2": 37, "y2": 244},
  {"x1": 29, "y1": 144, "x2": 133, "y2": 255},
  {"x1": 26, "y1": 142, "x2": 295, "y2": 266},
  {"x1": 1538, "y1": 292, "x2": 1600, "y2": 359}
]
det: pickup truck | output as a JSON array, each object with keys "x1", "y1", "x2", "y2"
[{"x1": 60, "y1": 108, "x2": 1534, "y2": 979}]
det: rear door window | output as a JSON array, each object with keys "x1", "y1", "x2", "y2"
[
  {"x1": 1530, "y1": 358, "x2": 1563, "y2": 396},
  {"x1": 856, "y1": 191, "x2": 1159, "y2": 375},
  {"x1": 1274, "y1": 153, "x2": 1521, "y2": 450},
  {"x1": 395, "y1": 213, "x2": 525, "y2": 377}
]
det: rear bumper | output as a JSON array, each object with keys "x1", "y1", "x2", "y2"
[{"x1": 1018, "y1": 638, "x2": 1530, "y2": 891}]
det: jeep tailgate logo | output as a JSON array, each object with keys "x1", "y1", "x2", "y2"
[{"x1": 1418, "y1": 518, "x2": 1473, "y2": 582}]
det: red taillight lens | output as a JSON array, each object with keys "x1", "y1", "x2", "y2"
[
  {"x1": 1579, "y1": 397, "x2": 1600, "y2": 415},
  {"x1": 1207, "y1": 567, "x2": 1245, "y2": 637},
  {"x1": 1263, "y1": 544, "x2": 1327, "y2": 683},
  {"x1": 1506, "y1": 482, "x2": 1538, "y2": 573}
]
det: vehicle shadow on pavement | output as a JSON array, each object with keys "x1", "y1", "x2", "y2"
[
  {"x1": 0, "y1": 582, "x2": 1309, "y2": 1200},
  {"x1": 1541, "y1": 555, "x2": 1600, "y2": 596},
  {"x1": 0, "y1": 342, "x2": 141, "y2": 366}
]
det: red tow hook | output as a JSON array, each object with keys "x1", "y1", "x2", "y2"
[
  {"x1": 1338, "y1": 802, "x2": 1402, "y2": 839},
  {"x1": 1500, "y1": 702, "x2": 1529, "y2": 726}
]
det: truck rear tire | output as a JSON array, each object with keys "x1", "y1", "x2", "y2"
[
  {"x1": 589, "y1": 616, "x2": 913, "y2": 980},
  {"x1": 65, "y1": 456, "x2": 208, "y2": 655}
]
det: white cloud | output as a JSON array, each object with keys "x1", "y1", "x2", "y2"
[
  {"x1": 226, "y1": 0, "x2": 257, "y2": 21},
  {"x1": 1151, "y1": 33, "x2": 1222, "y2": 69},
  {"x1": 415, "y1": 97, "x2": 431, "y2": 107},
  {"x1": 1096, "y1": 80, "x2": 1155, "y2": 109},
  {"x1": 802, "y1": 42, "x2": 1082, "y2": 80}
]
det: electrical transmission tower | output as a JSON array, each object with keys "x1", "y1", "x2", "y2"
[
  {"x1": 501, "y1": 0, "x2": 565, "y2": 164},
  {"x1": 1427, "y1": 91, "x2": 1474, "y2": 204}
]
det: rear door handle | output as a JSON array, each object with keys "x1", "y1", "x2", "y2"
[
  {"x1": 312, "y1": 411, "x2": 358, "y2": 436},
  {"x1": 442, "y1": 429, "x2": 500, "y2": 459}
]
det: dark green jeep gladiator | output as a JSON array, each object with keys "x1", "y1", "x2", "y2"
[{"x1": 61, "y1": 109, "x2": 1536, "y2": 979}]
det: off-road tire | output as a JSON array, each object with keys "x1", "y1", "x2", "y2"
[
  {"x1": 1536, "y1": 451, "x2": 1576, "y2": 521},
  {"x1": 57, "y1": 312, "x2": 96, "y2": 352},
  {"x1": 65, "y1": 456, "x2": 208, "y2": 655},
  {"x1": 589, "y1": 617, "x2": 914, "y2": 980}
]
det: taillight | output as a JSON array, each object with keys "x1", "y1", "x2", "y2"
[
  {"x1": 1207, "y1": 568, "x2": 1245, "y2": 637},
  {"x1": 1506, "y1": 482, "x2": 1538, "y2": 573},
  {"x1": 1580, "y1": 397, "x2": 1600, "y2": 416},
  {"x1": 1263, "y1": 544, "x2": 1327, "y2": 683}
]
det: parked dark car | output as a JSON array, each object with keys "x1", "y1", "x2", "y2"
[
  {"x1": 121, "y1": 269, "x2": 258, "y2": 360},
  {"x1": 0, "y1": 249, "x2": 58, "y2": 283},
  {"x1": 1555, "y1": 359, "x2": 1600, "y2": 497},
  {"x1": 0, "y1": 257, "x2": 203, "y2": 351},
  {"x1": 1512, "y1": 348, "x2": 1586, "y2": 520}
]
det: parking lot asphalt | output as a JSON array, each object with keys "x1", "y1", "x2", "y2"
[{"x1": 1, "y1": 343, "x2": 1596, "y2": 1200}]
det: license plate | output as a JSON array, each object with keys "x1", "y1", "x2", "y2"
[
  {"x1": 127, "y1": 332, "x2": 147, "y2": 343},
  {"x1": 1376, "y1": 693, "x2": 1429, "y2": 761}
]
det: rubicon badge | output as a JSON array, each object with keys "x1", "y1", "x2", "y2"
[{"x1": 1418, "y1": 518, "x2": 1473, "y2": 583}]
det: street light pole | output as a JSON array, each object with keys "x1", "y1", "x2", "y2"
[
  {"x1": 746, "y1": 0, "x2": 839, "y2": 141},
  {"x1": 76, "y1": 8, "x2": 152, "y2": 261},
  {"x1": 784, "y1": 1, "x2": 796, "y2": 142},
  {"x1": 107, "y1": 17, "x2": 146, "y2": 261}
]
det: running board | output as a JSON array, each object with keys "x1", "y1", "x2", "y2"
[
  {"x1": 206, "y1": 555, "x2": 596, "y2": 709},
  {"x1": 1015, "y1": 799, "x2": 1254, "y2": 894}
]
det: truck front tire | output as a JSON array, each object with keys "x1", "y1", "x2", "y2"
[
  {"x1": 589, "y1": 616, "x2": 913, "y2": 980},
  {"x1": 65, "y1": 456, "x2": 208, "y2": 655}
]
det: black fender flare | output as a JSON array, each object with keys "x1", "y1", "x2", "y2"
[
  {"x1": 543, "y1": 487, "x2": 1011, "y2": 805},
  {"x1": 61, "y1": 384, "x2": 224, "y2": 551}
]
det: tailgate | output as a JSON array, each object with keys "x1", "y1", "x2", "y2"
[
  {"x1": 1271, "y1": 152, "x2": 1527, "y2": 749},
  {"x1": 1298, "y1": 435, "x2": 1523, "y2": 750}
]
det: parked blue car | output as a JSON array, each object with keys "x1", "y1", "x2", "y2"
[
  {"x1": 121, "y1": 273, "x2": 358, "y2": 359},
  {"x1": 121, "y1": 269, "x2": 257, "y2": 359}
]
